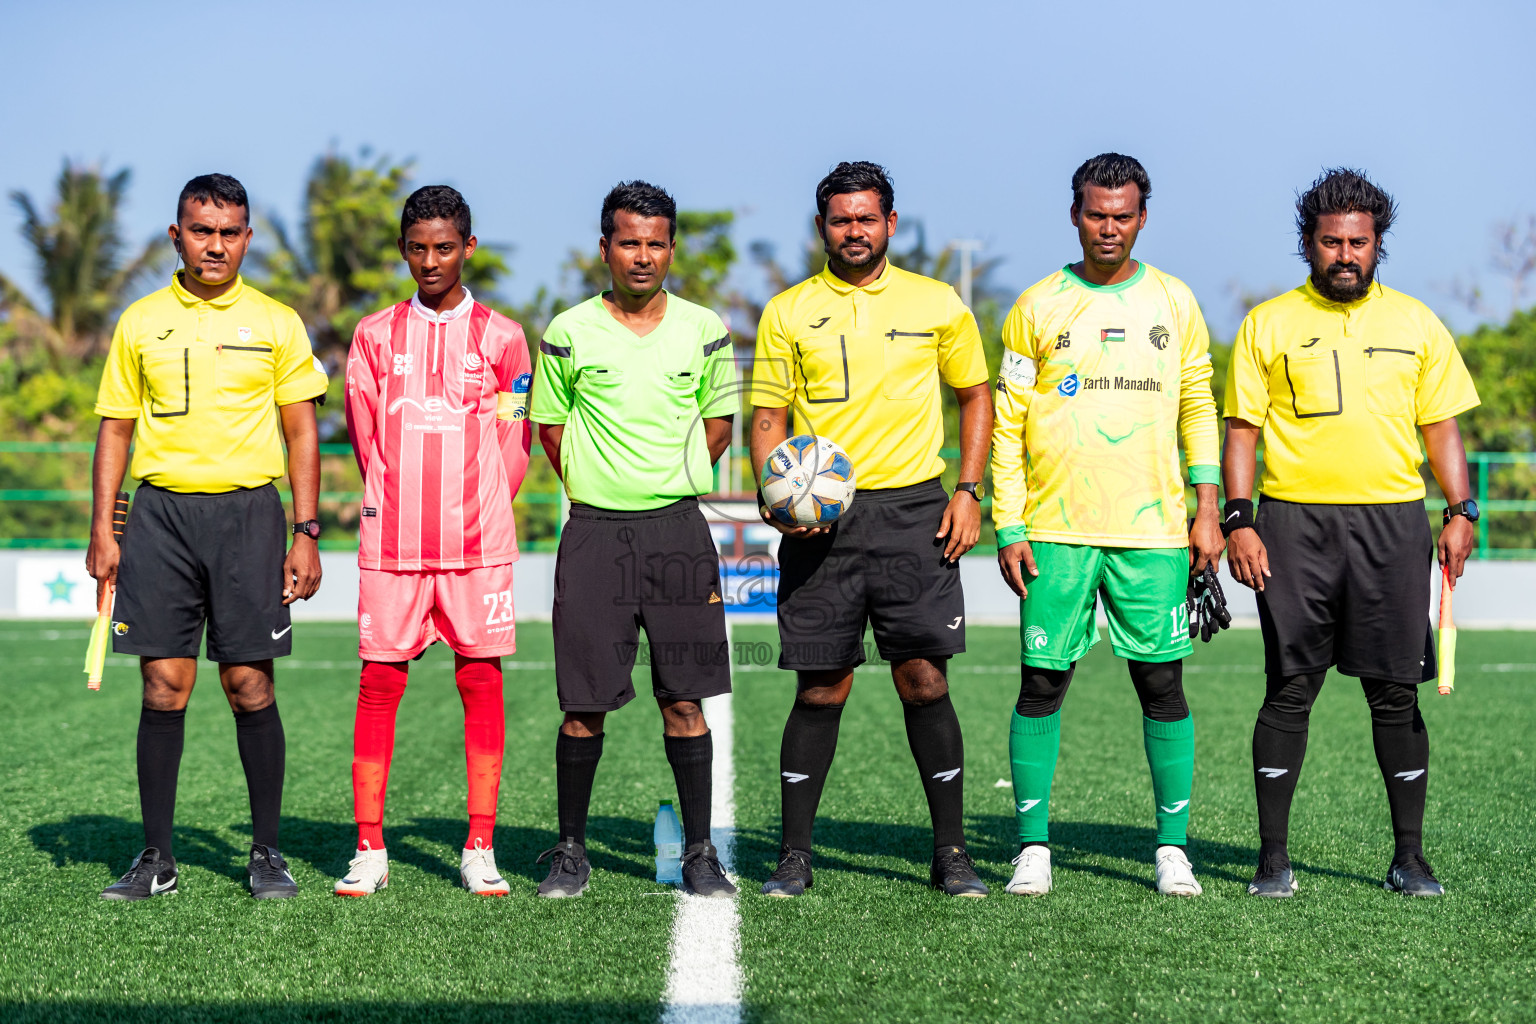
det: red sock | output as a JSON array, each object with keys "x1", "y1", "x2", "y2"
[
  {"x1": 456, "y1": 656, "x2": 504, "y2": 849},
  {"x1": 353, "y1": 661, "x2": 408, "y2": 849}
]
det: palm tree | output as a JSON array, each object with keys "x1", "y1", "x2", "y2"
[
  {"x1": 0, "y1": 162, "x2": 168, "y2": 366},
  {"x1": 256, "y1": 149, "x2": 514, "y2": 366}
]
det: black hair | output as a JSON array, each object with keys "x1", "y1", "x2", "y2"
[
  {"x1": 177, "y1": 173, "x2": 249, "y2": 223},
  {"x1": 1295, "y1": 168, "x2": 1397, "y2": 262},
  {"x1": 600, "y1": 181, "x2": 676, "y2": 239},
  {"x1": 401, "y1": 185, "x2": 472, "y2": 241},
  {"x1": 815, "y1": 161, "x2": 894, "y2": 218},
  {"x1": 1071, "y1": 153, "x2": 1151, "y2": 211}
]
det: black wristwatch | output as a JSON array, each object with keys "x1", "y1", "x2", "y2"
[
  {"x1": 293, "y1": 519, "x2": 323, "y2": 540},
  {"x1": 1443, "y1": 500, "x2": 1480, "y2": 525},
  {"x1": 956, "y1": 482, "x2": 984, "y2": 502}
]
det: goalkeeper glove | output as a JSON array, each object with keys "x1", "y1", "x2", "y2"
[{"x1": 1187, "y1": 566, "x2": 1232, "y2": 643}]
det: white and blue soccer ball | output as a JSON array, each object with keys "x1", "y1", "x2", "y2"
[{"x1": 760, "y1": 434, "x2": 856, "y2": 527}]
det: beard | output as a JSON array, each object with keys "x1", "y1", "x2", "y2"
[
  {"x1": 1310, "y1": 254, "x2": 1376, "y2": 303},
  {"x1": 825, "y1": 232, "x2": 889, "y2": 271}
]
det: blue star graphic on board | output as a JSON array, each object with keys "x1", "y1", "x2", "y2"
[{"x1": 45, "y1": 572, "x2": 77, "y2": 604}]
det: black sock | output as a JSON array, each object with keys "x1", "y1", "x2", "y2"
[
  {"x1": 555, "y1": 731, "x2": 603, "y2": 846},
  {"x1": 779, "y1": 701, "x2": 844, "y2": 853},
  {"x1": 664, "y1": 732, "x2": 713, "y2": 847},
  {"x1": 903, "y1": 694, "x2": 966, "y2": 850},
  {"x1": 1252, "y1": 707, "x2": 1308, "y2": 861},
  {"x1": 234, "y1": 703, "x2": 285, "y2": 849},
  {"x1": 137, "y1": 707, "x2": 186, "y2": 859},
  {"x1": 1366, "y1": 684, "x2": 1429, "y2": 859}
]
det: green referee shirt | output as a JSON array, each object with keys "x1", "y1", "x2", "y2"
[{"x1": 530, "y1": 292, "x2": 736, "y2": 510}]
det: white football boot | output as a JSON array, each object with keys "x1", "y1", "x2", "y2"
[
  {"x1": 460, "y1": 839, "x2": 511, "y2": 896},
  {"x1": 1155, "y1": 845, "x2": 1203, "y2": 896},
  {"x1": 334, "y1": 841, "x2": 389, "y2": 897},
  {"x1": 1006, "y1": 844, "x2": 1052, "y2": 896}
]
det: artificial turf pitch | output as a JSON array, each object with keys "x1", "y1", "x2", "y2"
[{"x1": 0, "y1": 619, "x2": 1531, "y2": 1023}]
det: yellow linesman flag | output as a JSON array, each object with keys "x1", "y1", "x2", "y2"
[{"x1": 1437, "y1": 566, "x2": 1457, "y2": 695}]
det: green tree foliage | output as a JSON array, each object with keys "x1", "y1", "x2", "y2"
[
  {"x1": 256, "y1": 149, "x2": 521, "y2": 367},
  {"x1": 1455, "y1": 310, "x2": 1536, "y2": 551},
  {"x1": 1458, "y1": 308, "x2": 1536, "y2": 451},
  {"x1": 256, "y1": 150, "x2": 417, "y2": 362},
  {"x1": 563, "y1": 209, "x2": 742, "y2": 315},
  {"x1": 0, "y1": 162, "x2": 168, "y2": 367}
]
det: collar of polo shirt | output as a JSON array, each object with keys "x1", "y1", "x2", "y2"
[
  {"x1": 817, "y1": 258, "x2": 895, "y2": 295},
  {"x1": 1300, "y1": 276, "x2": 1386, "y2": 311},
  {"x1": 170, "y1": 270, "x2": 245, "y2": 308},
  {"x1": 410, "y1": 286, "x2": 475, "y2": 324}
]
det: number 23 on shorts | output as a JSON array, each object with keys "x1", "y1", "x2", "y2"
[{"x1": 482, "y1": 589, "x2": 514, "y2": 625}]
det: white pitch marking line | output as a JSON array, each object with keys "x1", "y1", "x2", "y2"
[{"x1": 660, "y1": 623, "x2": 743, "y2": 1024}]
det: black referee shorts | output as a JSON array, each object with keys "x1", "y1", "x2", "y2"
[
  {"x1": 776, "y1": 477, "x2": 965, "y2": 671},
  {"x1": 112, "y1": 483, "x2": 293, "y2": 663},
  {"x1": 551, "y1": 498, "x2": 731, "y2": 713},
  {"x1": 1254, "y1": 498, "x2": 1436, "y2": 685}
]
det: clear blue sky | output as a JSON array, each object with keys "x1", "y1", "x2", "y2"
[{"x1": 3, "y1": 0, "x2": 1532, "y2": 338}]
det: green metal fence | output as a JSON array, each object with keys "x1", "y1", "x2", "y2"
[{"x1": 2, "y1": 442, "x2": 1533, "y2": 557}]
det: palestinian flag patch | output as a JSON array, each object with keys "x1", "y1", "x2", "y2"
[{"x1": 1101, "y1": 328, "x2": 1126, "y2": 343}]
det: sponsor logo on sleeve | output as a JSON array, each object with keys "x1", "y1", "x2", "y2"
[
  {"x1": 512, "y1": 372, "x2": 533, "y2": 394},
  {"x1": 1000, "y1": 349, "x2": 1037, "y2": 387}
]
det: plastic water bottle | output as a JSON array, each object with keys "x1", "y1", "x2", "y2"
[{"x1": 654, "y1": 800, "x2": 683, "y2": 884}]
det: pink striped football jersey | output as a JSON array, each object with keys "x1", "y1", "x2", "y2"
[{"x1": 345, "y1": 291, "x2": 532, "y2": 571}]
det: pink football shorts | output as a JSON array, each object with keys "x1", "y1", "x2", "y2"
[{"x1": 358, "y1": 564, "x2": 517, "y2": 661}]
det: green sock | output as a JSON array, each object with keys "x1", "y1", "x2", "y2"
[
  {"x1": 1143, "y1": 715, "x2": 1195, "y2": 845},
  {"x1": 1009, "y1": 710, "x2": 1060, "y2": 844}
]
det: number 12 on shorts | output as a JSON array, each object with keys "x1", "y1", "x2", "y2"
[
  {"x1": 483, "y1": 590, "x2": 514, "y2": 625},
  {"x1": 1169, "y1": 603, "x2": 1189, "y2": 641}
]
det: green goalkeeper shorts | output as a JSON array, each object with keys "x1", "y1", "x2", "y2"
[{"x1": 1019, "y1": 543, "x2": 1192, "y2": 669}]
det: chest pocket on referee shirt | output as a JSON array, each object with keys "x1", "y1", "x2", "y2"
[
  {"x1": 577, "y1": 367, "x2": 625, "y2": 393},
  {"x1": 1274, "y1": 347, "x2": 1343, "y2": 419},
  {"x1": 1364, "y1": 346, "x2": 1418, "y2": 418},
  {"x1": 142, "y1": 346, "x2": 190, "y2": 418},
  {"x1": 794, "y1": 335, "x2": 849, "y2": 404},
  {"x1": 883, "y1": 330, "x2": 936, "y2": 400},
  {"x1": 216, "y1": 340, "x2": 275, "y2": 411}
]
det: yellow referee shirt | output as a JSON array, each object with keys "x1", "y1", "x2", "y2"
[
  {"x1": 1224, "y1": 279, "x2": 1479, "y2": 504},
  {"x1": 94, "y1": 273, "x2": 328, "y2": 493},
  {"x1": 752, "y1": 261, "x2": 989, "y2": 490}
]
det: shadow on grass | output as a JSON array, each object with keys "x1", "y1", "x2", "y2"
[
  {"x1": 30, "y1": 813, "x2": 662, "y2": 888},
  {"x1": 0, "y1": 1000, "x2": 663, "y2": 1024},
  {"x1": 28, "y1": 815, "x2": 248, "y2": 881},
  {"x1": 733, "y1": 814, "x2": 1379, "y2": 890},
  {"x1": 280, "y1": 814, "x2": 657, "y2": 885}
]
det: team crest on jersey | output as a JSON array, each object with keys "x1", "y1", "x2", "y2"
[
  {"x1": 1057, "y1": 373, "x2": 1080, "y2": 398},
  {"x1": 512, "y1": 372, "x2": 532, "y2": 394},
  {"x1": 1149, "y1": 325, "x2": 1170, "y2": 350},
  {"x1": 238, "y1": 326, "x2": 252, "y2": 342}
]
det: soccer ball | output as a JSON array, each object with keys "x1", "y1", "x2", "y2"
[{"x1": 760, "y1": 434, "x2": 856, "y2": 526}]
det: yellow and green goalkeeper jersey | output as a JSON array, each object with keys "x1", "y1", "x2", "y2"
[{"x1": 990, "y1": 262, "x2": 1219, "y2": 549}]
